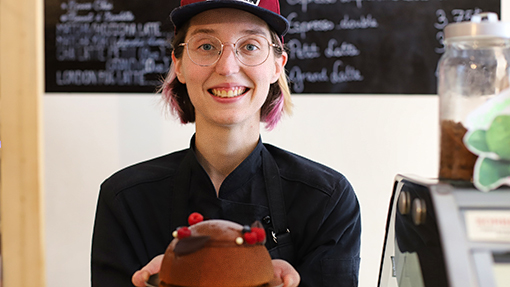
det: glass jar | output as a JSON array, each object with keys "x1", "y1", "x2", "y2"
[{"x1": 437, "y1": 12, "x2": 510, "y2": 183}]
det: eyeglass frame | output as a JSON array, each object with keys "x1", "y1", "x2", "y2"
[{"x1": 178, "y1": 34, "x2": 282, "y2": 67}]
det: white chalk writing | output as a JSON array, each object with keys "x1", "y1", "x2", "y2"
[
  {"x1": 285, "y1": 0, "x2": 429, "y2": 11},
  {"x1": 287, "y1": 12, "x2": 335, "y2": 39},
  {"x1": 288, "y1": 66, "x2": 329, "y2": 93},
  {"x1": 330, "y1": 60, "x2": 363, "y2": 83},
  {"x1": 434, "y1": 8, "x2": 483, "y2": 54},
  {"x1": 287, "y1": 39, "x2": 321, "y2": 60},
  {"x1": 286, "y1": 0, "x2": 338, "y2": 13},
  {"x1": 53, "y1": 0, "x2": 171, "y2": 87},
  {"x1": 337, "y1": 14, "x2": 378, "y2": 30},
  {"x1": 325, "y1": 39, "x2": 360, "y2": 58},
  {"x1": 56, "y1": 69, "x2": 146, "y2": 86},
  {"x1": 288, "y1": 60, "x2": 364, "y2": 93}
]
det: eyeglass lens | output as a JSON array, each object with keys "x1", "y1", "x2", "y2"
[{"x1": 184, "y1": 34, "x2": 272, "y2": 67}]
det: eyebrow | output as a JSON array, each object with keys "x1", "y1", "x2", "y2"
[{"x1": 188, "y1": 27, "x2": 269, "y2": 38}]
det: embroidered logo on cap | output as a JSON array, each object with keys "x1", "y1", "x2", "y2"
[{"x1": 242, "y1": 0, "x2": 261, "y2": 5}]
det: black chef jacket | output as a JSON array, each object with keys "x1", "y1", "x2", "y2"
[{"x1": 91, "y1": 136, "x2": 361, "y2": 286}]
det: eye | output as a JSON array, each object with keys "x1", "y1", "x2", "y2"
[
  {"x1": 244, "y1": 43, "x2": 259, "y2": 52},
  {"x1": 239, "y1": 38, "x2": 263, "y2": 54},
  {"x1": 199, "y1": 43, "x2": 214, "y2": 51},
  {"x1": 188, "y1": 35, "x2": 220, "y2": 53}
]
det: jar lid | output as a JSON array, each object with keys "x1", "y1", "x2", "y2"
[{"x1": 444, "y1": 12, "x2": 510, "y2": 40}]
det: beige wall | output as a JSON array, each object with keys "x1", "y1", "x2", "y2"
[
  {"x1": 43, "y1": 2, "x2": 510, "y2": 287},
  {"x1": 0, "y1": 0, "x2": 45, "y2": 286}
]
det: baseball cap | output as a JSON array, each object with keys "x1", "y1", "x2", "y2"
[{"x1": 170, "y1": 0, "x2": 289, "y2": 37}]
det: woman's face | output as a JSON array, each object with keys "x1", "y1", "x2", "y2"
[{"x1": 173, "y1": 8, "x2": 287, "y2": 129}]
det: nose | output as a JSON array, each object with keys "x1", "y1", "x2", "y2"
[{"x1": 214, "y1": 44, "x2": 240, "y2": 76}]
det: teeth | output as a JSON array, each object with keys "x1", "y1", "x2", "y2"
[{"x1": 211, "y1": 87, "x2": 246, "y2": 98}]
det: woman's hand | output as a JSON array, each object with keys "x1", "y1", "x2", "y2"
[
  {"x1": 272, "y1": 259, "x2": 300, "y2": 287},
  {"x1": 131, "y1": 254, "x2": 163, "y2": 287}
]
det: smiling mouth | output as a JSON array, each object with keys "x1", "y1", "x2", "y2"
[{"x1": 209, "y1": 87, "x2": 248, "y2": 98}]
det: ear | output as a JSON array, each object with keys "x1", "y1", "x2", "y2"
[
  {"x1": 271, "y1": 50, "x2": 287, "y2": 84},
  {"x1": 172, "y1": 52, "x2": 186, "y2": 84}
]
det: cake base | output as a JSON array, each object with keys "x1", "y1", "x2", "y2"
[{"x1": 146, "y1": 273, "x2": 284, "y2": 287}]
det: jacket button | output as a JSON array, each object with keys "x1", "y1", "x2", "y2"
[{"x1": 262, "y1": 215, "x2": 271, "y2": 225}]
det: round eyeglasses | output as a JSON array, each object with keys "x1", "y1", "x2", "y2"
[{"x1": 179, "y1": 34, "x2": 280, "y2": 67}]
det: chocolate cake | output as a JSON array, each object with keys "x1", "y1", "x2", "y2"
[{"x1": 158, "y1": 213, "x2": 280, "y2": 287}]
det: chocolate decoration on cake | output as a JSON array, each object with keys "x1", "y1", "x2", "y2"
[{"x1": 173, "y1": 236, "x2": 211, "y2": 256}]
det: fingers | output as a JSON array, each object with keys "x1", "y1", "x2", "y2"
[
  {"x1": 282, "y1": 272, "x2": 299, "y2": 287},
  {"x1": 131, "y1": 254, "x2": 164, "y2": 287},
  {"x1": 271, "y1": 259, "x2": 300, "y2": 287},
  {"x1": 132, "y1": 269, "x2": 150, "y2": 287}
]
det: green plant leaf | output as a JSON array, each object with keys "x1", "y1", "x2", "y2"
[
  {"x1": 486, "y1": 115, "x2": 510, "y2": 160},
  {"x1": 464, "y1": 129, "x2": 490, "y2": 154},
  {"x1": 474, "y1": 157, "x2": 510, "y2": 191}
]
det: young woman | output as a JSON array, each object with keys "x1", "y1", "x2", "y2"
[{"x1": 91, "y1": 1, "x2": 361, "y2": 286}]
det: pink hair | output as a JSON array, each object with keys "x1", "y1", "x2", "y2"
[
  {"x1": 161, "y1": 64, "x2": 187, "y2": 124},
  {"x1": 261, "y1": 91, "x2": 284, "y2": 130}
]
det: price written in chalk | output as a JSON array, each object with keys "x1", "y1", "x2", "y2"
[{"x1": 434, "y1": 8, "x2": 483, "y2": 54}]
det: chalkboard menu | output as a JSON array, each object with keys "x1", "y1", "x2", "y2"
[
  {"x1": 45, "y1": 0, "x2": 179, "y2": 93},
  {"x1": 281, "y1": 0, "x2": 500, "y2": 94},
  {"x1": 45, "y1": 0, "x2": 501, "y2": 94}
]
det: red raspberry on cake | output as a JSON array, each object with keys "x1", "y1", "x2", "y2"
[{"x1": 188, "y1": 212, "x2": 204, "y2": 225}]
